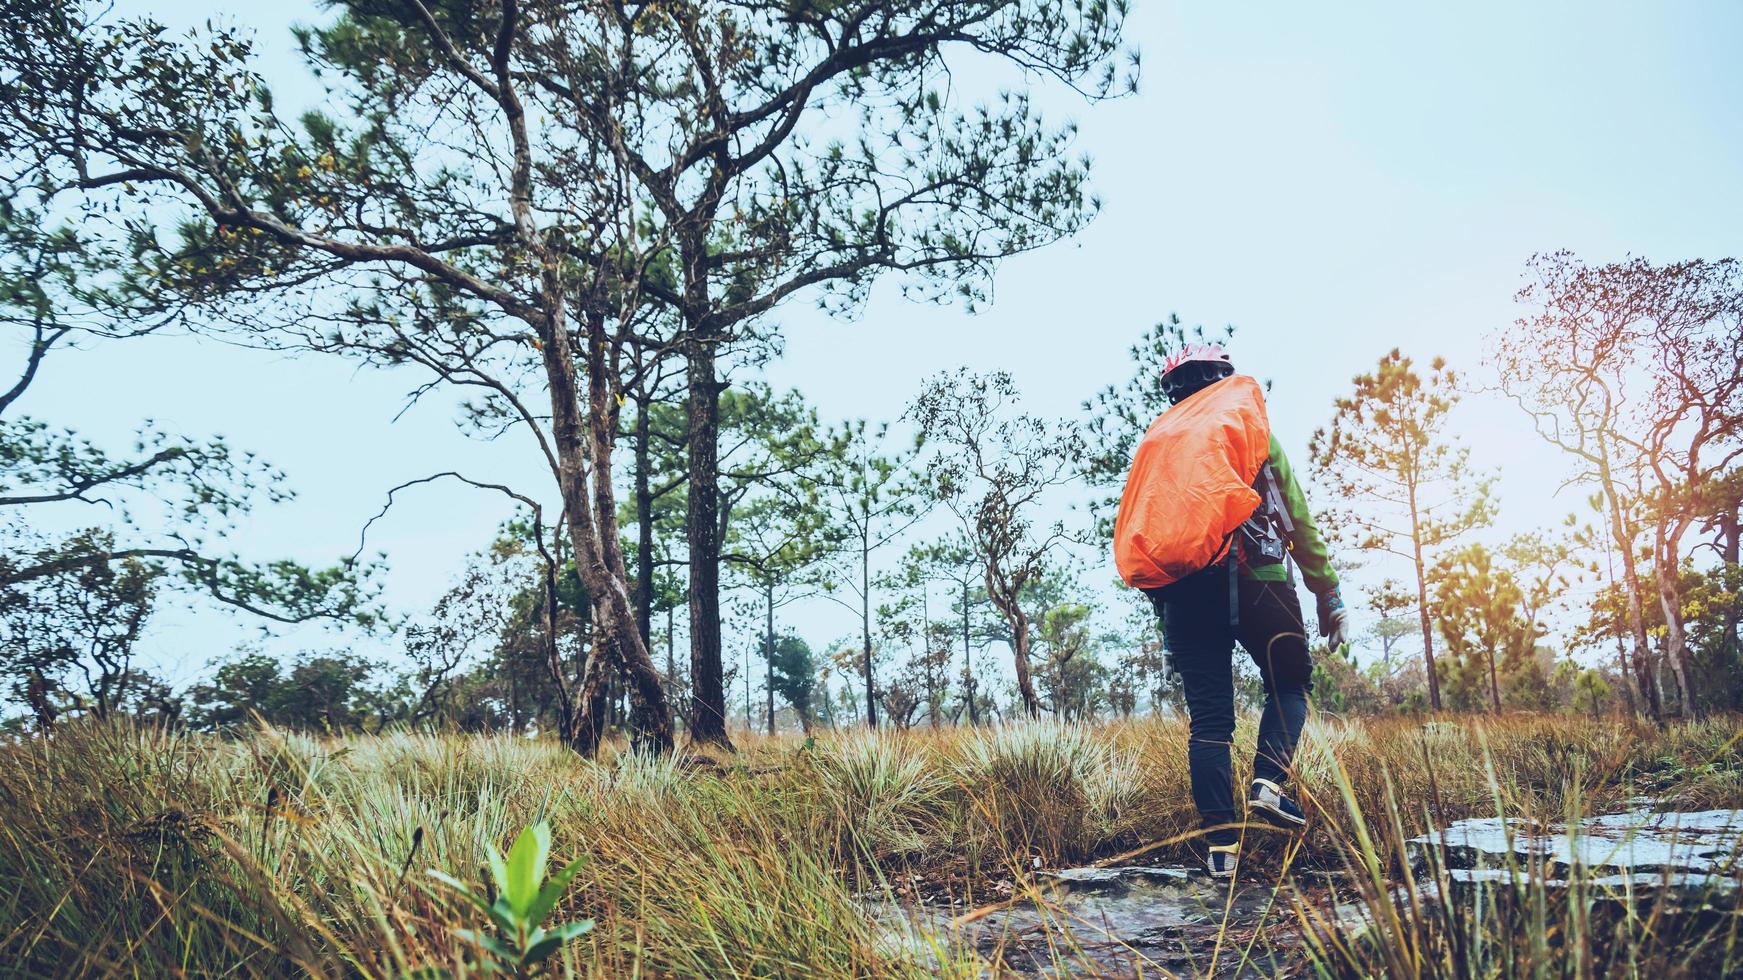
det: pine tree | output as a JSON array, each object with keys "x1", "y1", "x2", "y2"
[{"x1": 1311, "y1": 350, "x2": 1494, "y2": 711}]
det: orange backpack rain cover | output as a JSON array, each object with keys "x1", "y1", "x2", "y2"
[{"x1": 1112, "y1": 375, "x2": 1271, "y2": 589}]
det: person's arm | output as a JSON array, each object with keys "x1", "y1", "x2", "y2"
[{"x1": 1268, "y1": 434, "x2": 1339, "y2": 595}]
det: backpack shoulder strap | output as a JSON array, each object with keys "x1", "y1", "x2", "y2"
[{"x1": 1259, "y1": 460, "x2": 1295, "y2": 534}]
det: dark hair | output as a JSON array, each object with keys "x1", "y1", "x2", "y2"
[{"x1": 1162, "y1": 360, "x2": 1235, "y2": 404}]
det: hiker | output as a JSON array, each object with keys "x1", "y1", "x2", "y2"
[{"x1": 1112, "y1": 343, "x2": 1350, "y2": 879}]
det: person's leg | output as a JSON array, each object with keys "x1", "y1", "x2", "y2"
[
  {"x1": 1161, "y1": 571, "x2": 1239, "y2": 844},
  {"x1": 1178, "y1": 654, "x2": 1240, "y2": 842},
  {"x1": 1237, "y1": 580, "x2": 1312, "y2": 787}
]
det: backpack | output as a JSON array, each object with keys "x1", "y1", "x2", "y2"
[{"x1": 1113, "y1": 375, "x2": 1272, "y2": 590}]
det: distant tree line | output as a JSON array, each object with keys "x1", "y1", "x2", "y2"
[
  {"x1": 2, "y1": 0, "x2": 1135, "y2": 751},
  {"x1": 3, "y1": 2, "x2": 1737, "y2": 740}
]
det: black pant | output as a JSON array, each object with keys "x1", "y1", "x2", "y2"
[{"x1": 1149, "y1": 568, "x2": 1313, "y2": 846}]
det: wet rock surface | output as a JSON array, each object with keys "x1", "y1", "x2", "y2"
[
  {"x1": 871, "y1": 864, "x2": 1311, "y2": 977},
  {"x1": 1406, "y1": 807, "x2": 1743, "y2": 906},
  {"x1": 868, "y1": 809, "x2": 1743, "y2": 975}
]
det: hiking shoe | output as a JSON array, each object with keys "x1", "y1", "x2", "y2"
[
  {"x1": 1205, "y1": 842, "x2": 1240, "y2": 879},
  {"x1": 1249, "y1": 778, "x2": 1307, "y2": 829}
]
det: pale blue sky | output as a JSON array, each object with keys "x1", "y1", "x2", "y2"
[{"x1": 22, "y1": 1, "x2": 1743, "y2": 690}]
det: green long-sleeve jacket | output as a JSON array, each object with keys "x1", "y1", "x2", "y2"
[{"x1": 1243, "y1": 434, "x2": 1338, "y2": 595}]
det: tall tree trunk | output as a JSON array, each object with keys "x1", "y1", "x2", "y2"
[
  {"x1": 1600, "y1": 523, "x2": 1641, "y2": 716},
  {"x1": 1486, "y1": 648, "x2": 1501, "y2": 713},
  {"x1": 634, "y1": 396, "x2": 654, "y2": 648},
  {"x1": 962, "y1": 578, "x2": 976, "y2": 726},
  {"x1": 23, "y1": 672, "x2": 55, "y2": 733},
  {"x1": 498, "y1": 89, "x2": 668, "y2": 754},
  {"x1": 586, "y1": 314, "x2": 674, "y2": 754},
  {"x1": 766, "y1": 580, "x2": 776, "y2": 736},
  {"x1": 1010, "y1": 607, "x2": 1039, "y2": 717},
  {"x1": 1598, "y1": 450, "x2": 1662, "y2": 719},
  {"x1": 1719, "y1": 505, "x2": 1742, "y2": 709},
  {"x1": 572, "y1": 632, "x2": 613, "y2": 753},
  {"x1": 666, "y1": 603, "x2": 679, "y2": 727},
  {"x1": 860, "y1": 529, "x2": 878, "y2": 727},
  {"x1": 665, "y1": 604, "x2": 676, "y2": 729},
  {"x1": 540, "y1": 519, "x2": 574, "y2": 741},
  {"x1": 1614, "y1": 630, "x2": 1637, "y2": 716},
  {"x1": 1407, "y1": 487, "x2": 1442, "y2": 710},
  {"x1": 534, "y1": 312, "x2": 628, "y2": 752},
  {"x1": 539, "y1": 299, "x2": 673, "y2": 756},
  {"x1": 1658, "y1": 584, "x2": 1694, "y2": 716},
  {"x1": 1723, "y1": 505, "x2": 1742, "y2": 566},
  {"x1": 989, "y1": 572, "x2": 1039, "y2": 716},
  {"x1": 1654, "y1": 517, "x2": 1698, "y2": 717},
  {"x1": 923, "y1": 589, "x2": 939, "y2": 729},
  {"x1": 685, "y1": 337, "x2": 731, "y2": 747}
]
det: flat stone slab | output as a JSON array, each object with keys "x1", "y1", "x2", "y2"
[
  {"x1": 1406, "y1": 808, "x2": 1743, "y2": 899},
  {"x1": 1445, "y1": 867, "x2": 1738, "y2": 892},
  {"x1": 1045, "y1": 864, "x2": 1202, "y2": 891}
]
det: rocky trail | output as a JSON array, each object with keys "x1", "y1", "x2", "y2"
[{"x1": 868, "y1": 805, "x2": 1743, "y2": 976}]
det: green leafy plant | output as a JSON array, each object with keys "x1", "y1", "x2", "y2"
[{"x1": 429, "y1": 822, "x2": 591, "y2": 975}]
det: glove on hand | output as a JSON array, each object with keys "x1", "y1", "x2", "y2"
[{"x1": 1316, "y1": 586, "x2": 1351, "y2": 651}]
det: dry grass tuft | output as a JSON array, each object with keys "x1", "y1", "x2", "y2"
[{"x1": 0, "y1": 712, "x2": 1736, "y2": 976}]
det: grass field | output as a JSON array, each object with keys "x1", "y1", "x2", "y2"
[{"x1": 1, "y1": 713, "x2": 1738, "y2": 978}]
